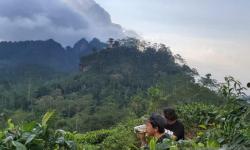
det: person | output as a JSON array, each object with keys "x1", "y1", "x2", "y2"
[
  {"x1": 135, "y1": 114, "x2": 170, "y2": 149},
  {"x1": 163, "y1": 108, "x2": 184, "y2": 141},
  {"x1": 146, "y1": 114, "x2": 170, "y2": 143}
]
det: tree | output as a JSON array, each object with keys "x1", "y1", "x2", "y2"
[
  {"x1": 219, "y1": 76, "x2": 247, "y2": 100},
  {"x1": 174, "y1": 54, "x2": 186, "y2": 64},
  {"x1": 199, "y1": 73, "x2": 218, "y2": 90},
  {"x1": 113, "y1": 40, "x2": 120, "y2": 48},
  {"x1": 107, "y1": 38, "x2": 114, "y2": 48}
]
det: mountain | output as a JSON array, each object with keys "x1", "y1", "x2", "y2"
[
  {"x1": 22, "y1": 39, "x2": 221, "y2": 132},
  {"x1": 0, "y1": 38, "x2": 106, "y2": 81},
  {"x1": 0, "y1": 38, "x2": 223, "y2": 132},
  {"x1": 72, "y1": 38, "x2": 106, "y2": 56}
]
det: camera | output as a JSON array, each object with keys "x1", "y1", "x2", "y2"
[{"x1": 134, "y1": 124, "x2": 146, "y2": 133}]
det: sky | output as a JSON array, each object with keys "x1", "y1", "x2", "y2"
[{"x1": 95, "y1": 0, "x2": 250, "y2": 94}]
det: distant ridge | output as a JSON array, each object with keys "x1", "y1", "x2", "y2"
[{"x1": 0, "y1": 38, "x2": 107, "y2": 74}]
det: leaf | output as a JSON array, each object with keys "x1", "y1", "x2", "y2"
[
  {"x1": 22, "y1": 121, "x2": 36, "y2": 132},
  {"x1": 149, "y1": 138, "x2": 157, "y2": 150},
  {"x1": 12, "y1": 141, "x2": 27, "y2": 150},
  {"x1": 66, "y1": 140, "x2": 77, "y2": 150},
  {"x1": 206, "y1": 139, "x2": 220, "y2": 148},
  {"x1": 25, "y1": 134, "x2": 36, "y2": 145},
  {"x1": 42, "y1": 111, "x2": 55, "y2": 127},
  {"x1": 56, "y1": 137, "x2": 65, "y2": 144},
  {"x1": 0, "y1": 131, "x2": 4, "y2": 139},
  {"x1": 55, "y1": 129, "x2": 66, "y2": 136},
  {"x1": 217, "y1": 137, "x2": 225, "y2": 144},
  {"x1": 198, "y1": 124, "x2": 207, "y2": 129},
  {"x1": 197, "y1": 142, "x2": 205, "y2": 147},
  {"x1": 31, "y1": 139, "x2": 45, "y2": 148},
  {"x1": 3, "y1": 136, "x2": 14, "y2": 144},
  {"x1": 7, "y1": 119, "x2": 15, "y2": 129}
]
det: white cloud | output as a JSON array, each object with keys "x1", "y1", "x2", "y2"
[{"x1": 0, "y1": 0, "x2": 134, "y2": 46}]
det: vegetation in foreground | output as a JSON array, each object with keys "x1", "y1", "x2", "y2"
[{"x1": 0, "y1": 76, "x2": 249, "y2": 150}]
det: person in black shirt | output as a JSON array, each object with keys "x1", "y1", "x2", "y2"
[{"x1": 163, "y1": 108, "x2": 184, "y2": 141}]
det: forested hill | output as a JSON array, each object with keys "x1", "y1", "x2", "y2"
[{"x1": 4, "y1": 38, "x2": 222, "y2": 132}]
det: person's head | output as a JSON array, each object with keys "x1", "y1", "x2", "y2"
[
  {"x1": 146, "y1": 114, "x2": 166, "y2": 136},
  {"x1": 163, "y1": 108, "x2": 178, "y2": 123}
]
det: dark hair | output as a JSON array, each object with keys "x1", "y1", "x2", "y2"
[
  {"x1": 163, "y1": 108, "x2": 177, "y2": 121},
  {"x1": 149, "y1": 114, "x2": 166, "y2": 134}
]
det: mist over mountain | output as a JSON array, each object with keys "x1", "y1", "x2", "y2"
[{"x1": 0, "y1": 0, "x2": 137, "y2": 46}]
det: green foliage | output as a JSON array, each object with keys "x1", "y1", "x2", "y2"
[
  {"x1": 176, "y1": 103, "x2": 219, "y2": 133},
  {"x1": 0, "y1": 111, "x2": 77, "y2": 150},
  {"x1": 148, "y1": 76, "x2": 250, "y2": 150},
  {"x1": 74, "y1": 129, "x2": 113, "y2": 145},
  {"x1": 0, "y1": 79, "x2": 249, "y2": 149},
  {"x1": 101, "y1": 119, "x2": 142, "y2": 150},
  {"x1": 219, "y1": 76, "x2": 247, "y2": 100},
  {"x1": 148, "y1": 102, "x2": 250, "y2": 149}
]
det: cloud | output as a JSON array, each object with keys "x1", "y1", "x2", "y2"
[{"x1": 0, "y1": 0, "x2": 135, "y2": 46}]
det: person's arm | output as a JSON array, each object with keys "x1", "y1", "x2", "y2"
[{"x1": 173, "y1": 125, "x2": 184, "y2": 140}]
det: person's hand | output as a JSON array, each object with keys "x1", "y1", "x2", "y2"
[
  {"x1": 137, "y1": 132, "x2": 147, "y2": 147},
  {"x1": 171, "y1": 135, "x2": 177, "y2": 141}
]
